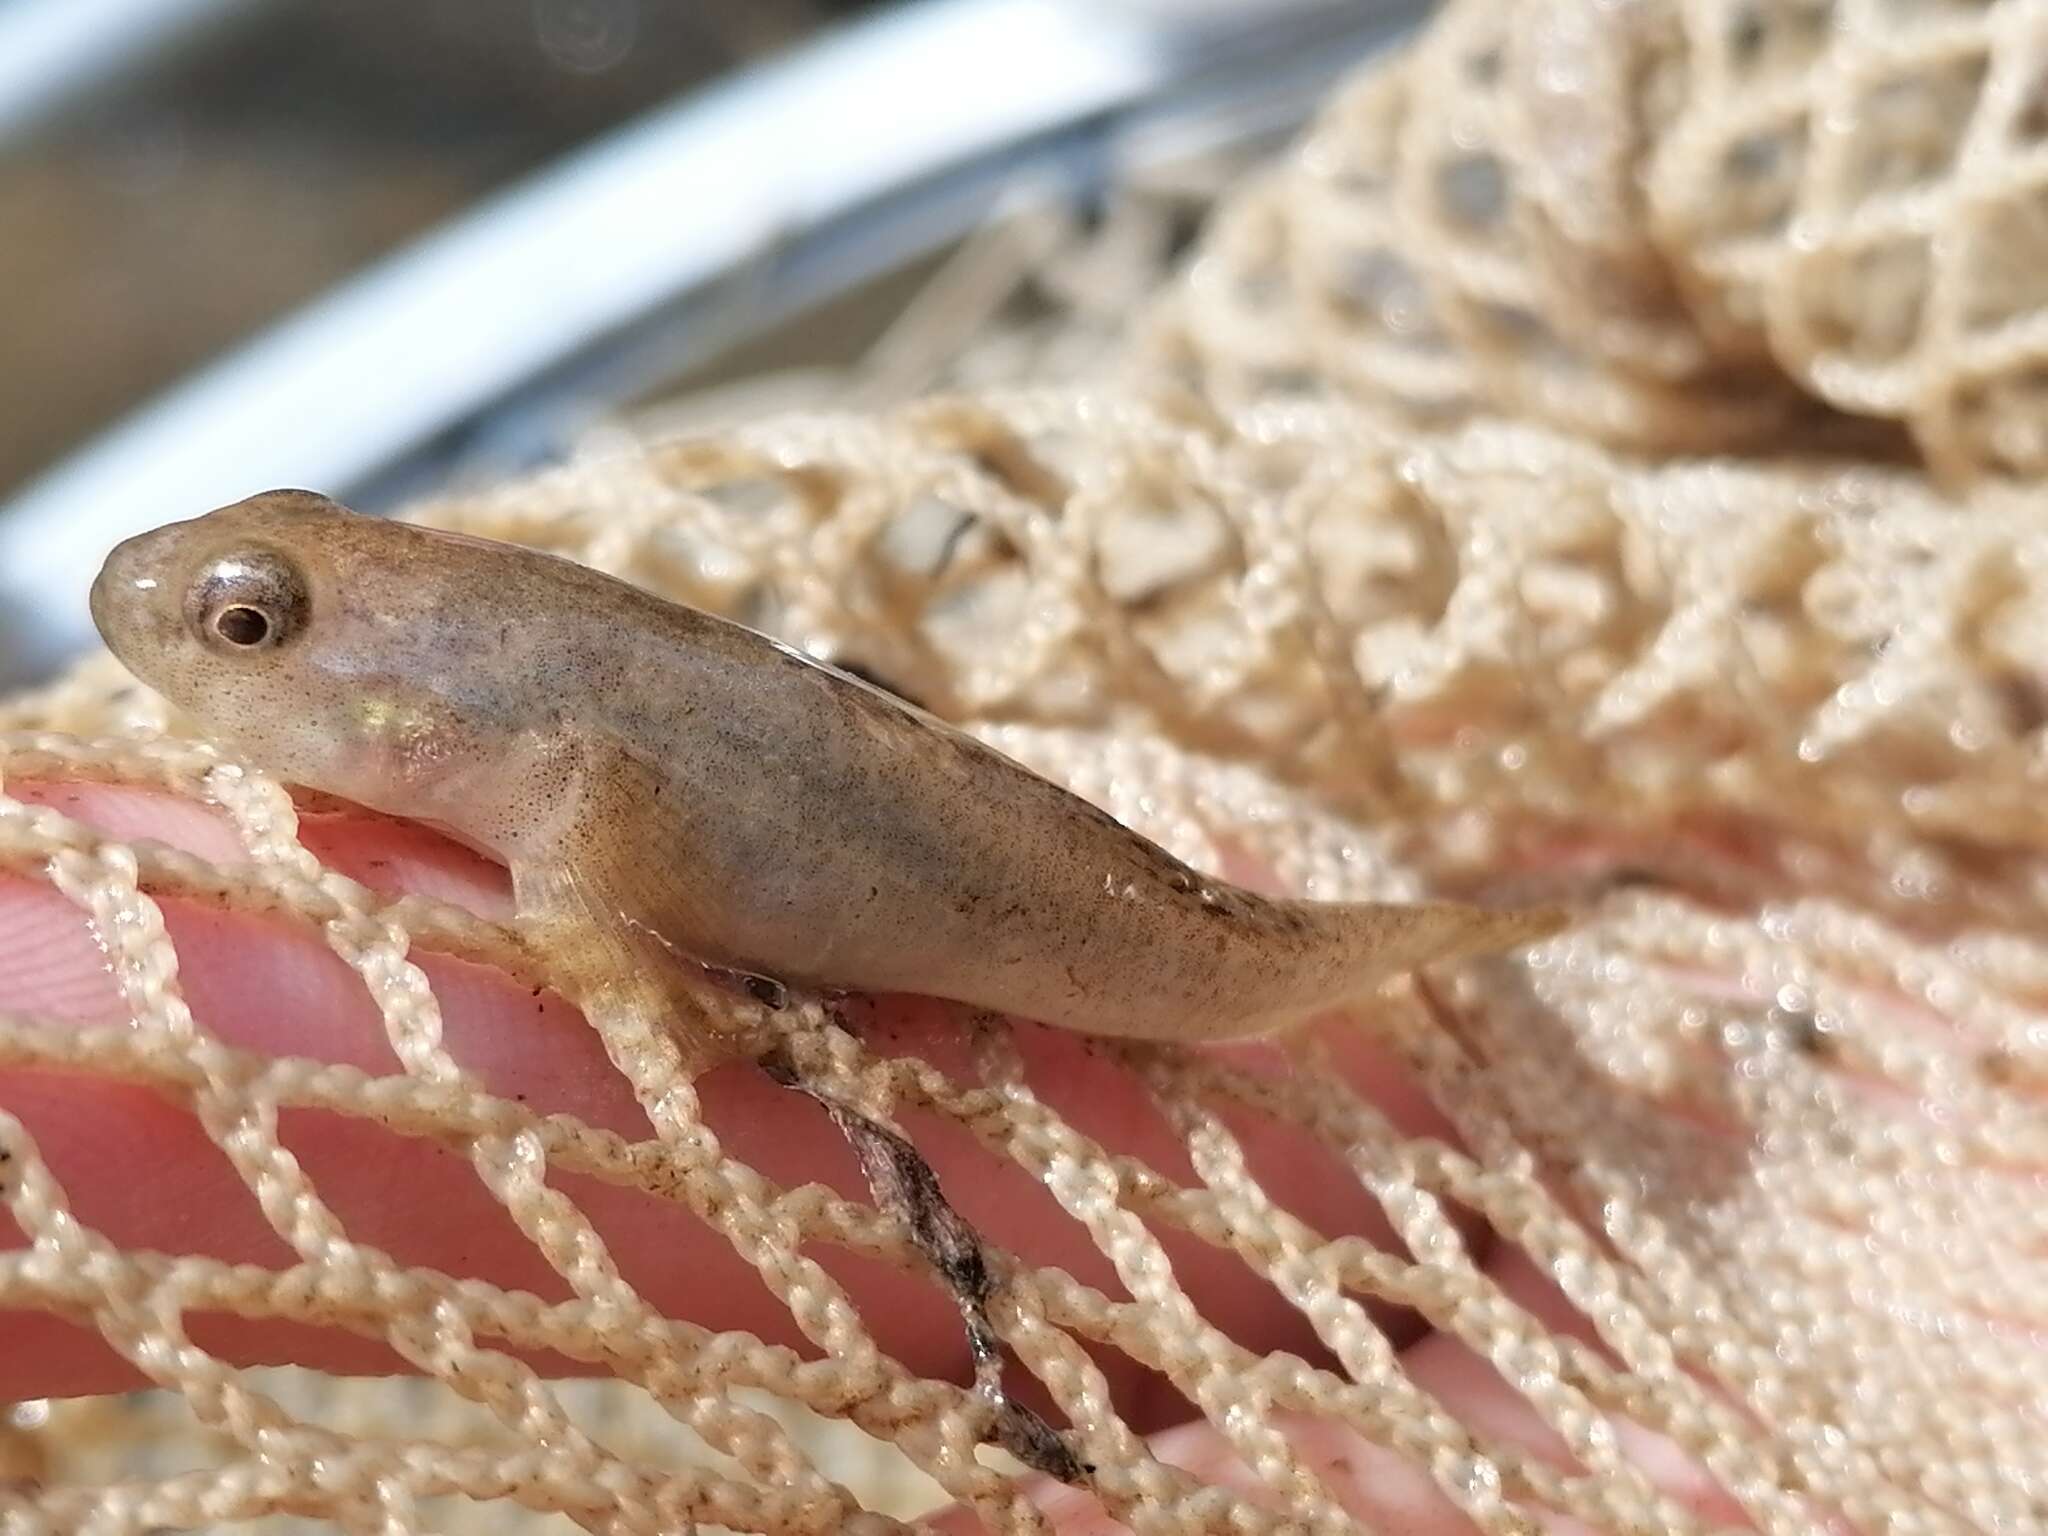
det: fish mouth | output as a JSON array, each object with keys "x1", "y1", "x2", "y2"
[
  {"x1": 89, "y1": 526, "x2": 177, "y2": 666},
  {"x1": 86, "y1": 551, "x2": 123, "y2": 646},
  {"x1": 91, "y1": 532, "x2": 161, "y2": 626}
]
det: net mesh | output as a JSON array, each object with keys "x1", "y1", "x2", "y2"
[{"x1": 4, "y1": 0, "x2": 2046, "y2": 1530}]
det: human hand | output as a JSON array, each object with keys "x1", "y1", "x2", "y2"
[{"x1": 1, "y1": 777, "x2": 1753, "y2": 1532}]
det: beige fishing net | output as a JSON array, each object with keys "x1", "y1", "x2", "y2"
[{"x1": 5, "y1": 0, "x2": 2046, "y2": 1530}]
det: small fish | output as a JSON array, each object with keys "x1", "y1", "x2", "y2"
[{"x1": 90, "y1": 491, "x2": 1564, "y2": 1062}]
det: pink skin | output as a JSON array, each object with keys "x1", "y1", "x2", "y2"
[{"x1": 0, "y1": 781, "x2": 1853, "y2": 1530}]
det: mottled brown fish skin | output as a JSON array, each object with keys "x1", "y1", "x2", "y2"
[{"x1": 89, "y1": 491, "x2": 1563, "y2": 1048}]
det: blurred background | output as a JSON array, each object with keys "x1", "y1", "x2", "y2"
[
  {"x1": 0, "y1": 0, "x2": 1417, "y2": 689},
  {"x1": 2, "y1": 0, "x2": 874, "y2": 499}
]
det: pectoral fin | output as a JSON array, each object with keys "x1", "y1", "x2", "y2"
[{"x1": 509, "y1": 744, "x2": 759, "y2": 1076}]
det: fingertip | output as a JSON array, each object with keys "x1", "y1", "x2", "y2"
[
  {"x1": 5, "y1": 780, "x2": 245, "y2": 865},
  {"x1": 293, "y1": 806, "x2": 511, "y2": 918}
]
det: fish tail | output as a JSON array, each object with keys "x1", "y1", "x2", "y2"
[
  {"x1": 1120, "y1": 890, "x2": 1570, "y2": 1045},
  {"x1": 1338, "y1": 898, "x2": 1569, "y2": 983},
  {"x1": 1249, "y1": 897, "x2": 1568, "y2": 1034}
]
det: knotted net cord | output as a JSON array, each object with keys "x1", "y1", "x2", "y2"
[{"x1": 3, "y1": 0, "x2": 2045, "y2": 1530}]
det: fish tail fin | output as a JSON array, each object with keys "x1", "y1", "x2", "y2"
[
  {"x1": 1264, "y1": 898, "x2": 1568, "y2": 1029},
  {"x1": 1154, "y1": 893, "x2": 1570, "y2": 1045},
  {"x1": 1342, "y1": 898, "x2": 1569, "y2": 984}
]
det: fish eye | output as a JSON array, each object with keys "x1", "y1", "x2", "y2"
[
  {"x1": 214, "y1": 605, "x2": 271, "y2": 647},
  {"x1": 184, "y1": 548, "x2": 310, "y2": 654}
]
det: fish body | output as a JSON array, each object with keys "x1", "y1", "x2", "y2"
[{"x1": 89, "y1": 492, "x2": 1562, "y2": 1051}]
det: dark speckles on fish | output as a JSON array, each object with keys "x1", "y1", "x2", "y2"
[{"x1": 88, "y1": 490, "x2": 1568, "y2": 1064}]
